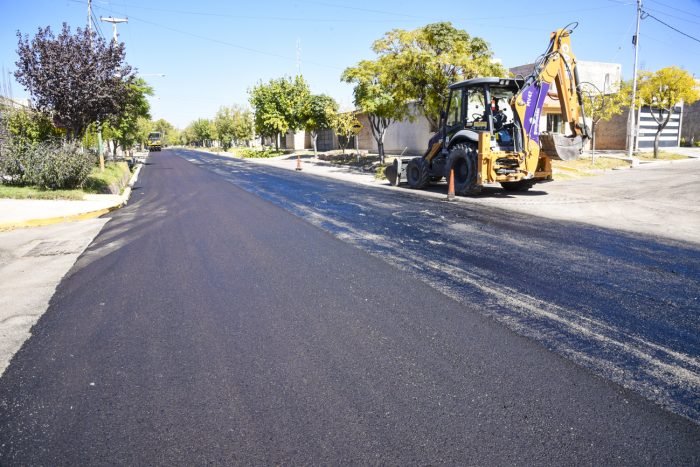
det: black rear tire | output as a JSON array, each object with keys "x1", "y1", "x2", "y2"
[
  {"x1": 406, "y1": 157, "x2": 430, "y2": 189},
  {"x1": 446, "y1": 143, "x2": 481, "y2": 195}
]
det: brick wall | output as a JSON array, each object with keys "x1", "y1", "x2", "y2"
[{"x1": 594, "y1": 108, "x2": 629, "y2": 150}]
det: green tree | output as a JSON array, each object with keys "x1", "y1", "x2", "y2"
[
  {"x1": 342, "y1": 59, "x2": 405, "y2": 164},
  {"x1": 180, "y1": 124, "x2": 194, "y2": 146},
  {"x1": 231, "y1": 105, "x2": 254, "y2": 147},
  {"x1": 135, "y1": 117, "x2": 152, "y2": 148},
  {"x1": 249, "y1": 76, "x2": 310, "y2": 150},
  {"x1": 106, "y1": 77, "x2": 153, "y2": 157},
  {"x1": 581, "y1": 80, "x2": 631, "y2": 152},
  {"x1": 636, "y1": 67, "x2": 699, "y2": 157},
  {"x1": 152, "y1": 118, "x2": 178, "y2": 146},
  {"x1": 214, "y1": 106, "x2": 237, "y2": 150},
  {"x1": 190, "y1": 118, "x2": 213, "y2": 146},
  {"x1": 333, "y1": 111, "x2": 361, "y2": 154},
  {"x1": 302, "y1": 94, "x2": 338, "y2": 155},
  {"x1": 1, "y1": 105, "x2": 62, "y2": 148},
  {"x1": 371, "y1": 22, "x2": 505, "y2": 130}
]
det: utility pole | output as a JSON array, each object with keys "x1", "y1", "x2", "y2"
[
  {"x1": 95, "y1": 17, "x2": 127, "y2": 170},
  {"x1": 627, "y1": 0, "x2": 642, "y2": 162},
  {"x1": 296, "y1": 38, "x2": 302, "y2": 76},
  {"x1": 100, "y1": 16, "x2": 128, "y2": 43},
  {"x1": 87, "y1": 0, "x2": 92, "y2": 34}
]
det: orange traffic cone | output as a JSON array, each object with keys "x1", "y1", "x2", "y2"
[
  {"x1": 296, "y1": 154, "x2": 302, "y2": 171},
  {"x1": 447, "y1": 168, "x2": 456, "y2": 201}
]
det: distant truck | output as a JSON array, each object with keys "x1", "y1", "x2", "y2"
[{"x1": 147, "y1": 132, "x2": 163, "y2": 151}]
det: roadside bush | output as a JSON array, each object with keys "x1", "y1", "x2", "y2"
[
  {"x1": 235, "y1": 148, "x2": 280, "y2": 158},
  {"x1": 0, "y1": 139, "x2": 28, "y2": 184},
  {"x1": 0, "y1": 141, "x2": 95, "y2": 189},
  {"x1": 375, "y1": 165, "x2": 387, "y2": 180}
]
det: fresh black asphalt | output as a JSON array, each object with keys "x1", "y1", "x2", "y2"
[{"x1": 0, "y1": 150, "x2": 698, "y2": 464}]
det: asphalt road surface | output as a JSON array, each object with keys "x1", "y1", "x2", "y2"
[{"x1": 1, "y1": 149, "x2": 698, "y2": 464}]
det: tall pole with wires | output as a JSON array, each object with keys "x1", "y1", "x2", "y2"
[
  {"x1": 87, "y1": 0, "x2": 92, "y2": 35},
  {"x1": 100, "y1": 17, "x2": 128, "y2": 43},
  {"x1": 628, "y1": 0, "x2": 642, "y2": 161}
]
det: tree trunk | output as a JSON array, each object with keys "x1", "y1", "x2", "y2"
[
  {"x1": 311, "y1": 131, "x2": 318, "y2": 156},
  {"x1": 651, "y1": 107, "x2": 672, "y2": 159},
  {"x1": 425, "y1": 113, "x2": 439, "y2": 133},
  {"x1": 275, "y1": 132, "x2": 280, "y2": 151},
  {"x1": 653, "y1": 129, "x2": 660, "y2": 158},
  {"x1": 97, "y1": 122, "x2": 105, "y2": 172},
  {"x1": 369, "y1": 114, "x2": 392, "y2": 166}
]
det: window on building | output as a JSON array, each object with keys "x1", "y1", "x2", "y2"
[{"x1": 547, "y1": 114, "x2": 563, "y2": 133}]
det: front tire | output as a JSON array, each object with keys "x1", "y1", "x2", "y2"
[{"x1": 446, "y1": 144, "x2": 481, "y2": 195}]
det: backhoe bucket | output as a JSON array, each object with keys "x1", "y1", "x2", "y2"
[{"x1": 540, "y1": 133, "x2": 585, "y2": 161}]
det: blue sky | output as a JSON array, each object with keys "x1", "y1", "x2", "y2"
[{"x1": 2, "y1": 0, "x2": 699, "y2": 128}]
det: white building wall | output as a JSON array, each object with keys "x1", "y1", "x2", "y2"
[
  {"x1": 356, "y1": 105, "x2": 432, "y2": 156},
  {"x1": 284, "y1": 130, "x2": 307, "y2": 150}
]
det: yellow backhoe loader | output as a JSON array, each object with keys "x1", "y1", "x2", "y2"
[{"x1": 386, "y1": 23, "x2": 590, "y2": 194}]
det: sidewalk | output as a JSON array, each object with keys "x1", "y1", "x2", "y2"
[{"x1": 0, "y1": 162, "x2": 143, "y2": 231}]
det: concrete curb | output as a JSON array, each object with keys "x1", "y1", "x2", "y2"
[{"x1": 0, "y1": 163, "x2": 143, "y2": 231}]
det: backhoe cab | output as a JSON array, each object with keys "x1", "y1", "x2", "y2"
[{"x1": 386, "y1": 24, "x2": 590, "y2": 195}]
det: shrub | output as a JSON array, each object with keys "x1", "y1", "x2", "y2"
[
  {"x1": 375, "y1": 165, "x2": 387, "y2": 180},
  {"x1": 0, "y1": 139, "x2": 28, "y2": 184},
  {"x1": 0, "y1": 141, "x2": 95, "y2": 189},
  {"x1": 235, "y1": 148, "x2": 280, "y2": 158}
]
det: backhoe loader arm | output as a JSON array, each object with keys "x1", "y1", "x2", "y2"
[
  {"x1": 540, "y1": 25, "x2": 589, "y2": 139},
  {"x1": 513, "y1": 23, "x2": 590, "y2": 160}
]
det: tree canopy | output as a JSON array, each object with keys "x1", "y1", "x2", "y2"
[
  {"x1": 14, "y1": 23, "x2": 134, "y2": 139},
  {"x1": 106, "y1": 77, "x2": 153, "y2": 154},
  {"x1": 152, "y1": 118, "x2": 178, "y2": 146},
  {"x1": 249, "y1": 76, "x2": 310, "y2": 148},
  {"x1": 214, "y1": 106, "x2": 236, "y2": 150},
  {"x1": 342, "y1": 59, "x2": 405, "y2": 163},
  {"x1": 188, "y1": 118, "x2": 214, "y2": 146},
  {"x1": 333, "y1": 111, "x2": 361, "y2": 154},
  {"x1": 371, "y1": 22, "x2": 505, "y2": 129},
  {"x1": 302, "y1": 94, "x2": 338, "y2": 154},
  {"x1": 214, "y1": 105, "x2": 254, "y2": 149}
]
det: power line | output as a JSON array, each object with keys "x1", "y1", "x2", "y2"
[
  {"x1": 68, "y1": 0, "x2": 628, "y2": 24},
  {"x1": 647, "y1": 0, "x2": 700, "y2": 19},
  {"x1": 644, "y1": 6, "x2": 700, "y2": 26},
  {"x1": 109, "y1": 11, "x2": 343, "y2": 71},
  {"x1": 642, "y1": 10, "x2": 700, "y2": 43}
]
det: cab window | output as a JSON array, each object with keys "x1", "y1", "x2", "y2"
[
  {"x1": 465, "y1": 87, "x2": 487, "y2": 129},
  {"x1": 445, "y1": 90, "x2": 463, "y2": 127}
]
